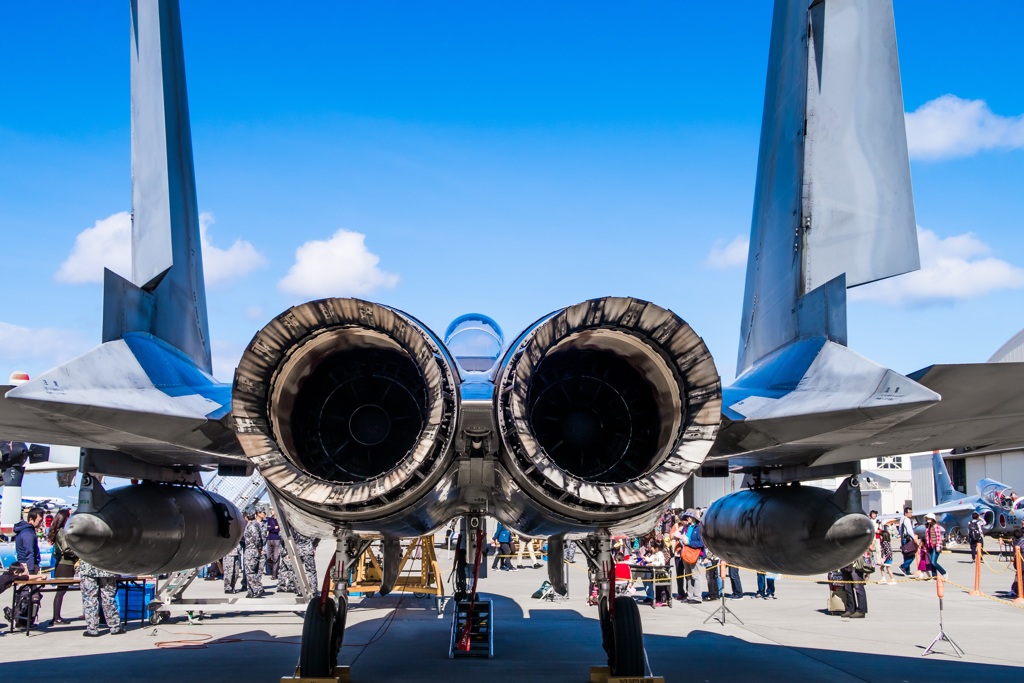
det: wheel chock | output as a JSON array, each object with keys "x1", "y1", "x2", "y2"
[
  {"x1": 589, "y1": 666, "x2": 664, "y2": 683},
  {"x1": 280, "y1": 665, "x2": 351, "y2": 683}
]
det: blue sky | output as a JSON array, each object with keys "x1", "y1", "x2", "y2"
[{"x1": 2, "y1": 1, "x2": 1024, "y2": 502}]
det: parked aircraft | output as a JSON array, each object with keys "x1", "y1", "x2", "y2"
[
  {"x1": 912, "y1": 452, "x2": 1021, "y2": 544},
  {"x1": 0, "y1": 438, "x2": 77, "y2": 534},
  {"x1": 2, "y1": 1, "x2": 1024, "y2": 677}
]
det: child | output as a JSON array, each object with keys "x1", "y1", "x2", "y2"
[{"x1": 878, "y1": 528, "x2": 895, "y2": 584}]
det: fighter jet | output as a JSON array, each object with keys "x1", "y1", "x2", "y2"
[
  {"x1": 910, "y1": 452, "x2": 1022, "y2": 544},
  {"x1": 2, "y1": 1, "x2": 1024, "y2": 678}
]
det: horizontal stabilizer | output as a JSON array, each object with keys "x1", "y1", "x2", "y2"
[
  {"x1": 717, "y1": 360, "x2": 1024, "y2": 469},
  {"x1": 715, "y1": 338, "x2": 938, "y2": 465},
  {"x1": 0, "y1": 334, "x2": 243, "y2": 466}
]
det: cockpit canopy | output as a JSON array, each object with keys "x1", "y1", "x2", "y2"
[
  {"x1": 444, "y1": 313, "x2": 504, "y2": 379},
  {"x1": 978, "y1": 479, "x2": 1016, "y2": 510}
]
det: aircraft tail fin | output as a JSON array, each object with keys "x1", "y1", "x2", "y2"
[
  {"x1": 737, "y1": 0, "x2": 918, "y2": 376},
  {"x1": 104, "y1": 0, "x2": 211, "y2": 374},
  {"x1": 932, "y1": 452, "x2": 956, "y2": 504}
]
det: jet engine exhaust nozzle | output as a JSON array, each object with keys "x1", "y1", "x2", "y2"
[
  {"x1": 496, "y1": 297, "x2": 721, "y2": 521},
  {"x1": 232, "y1": 299, "x2": 459, "y2": 524}
]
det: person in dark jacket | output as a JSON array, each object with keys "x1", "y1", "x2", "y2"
[
  {"x1": 265, "y1": 511, "x2": 283, "y2": 579},
  {"x1": 14, "y1": 507, "x2": 45, "y2": 573},
  {"x1": 492, "y1": 523, "x2": 514, "y2": 571}
]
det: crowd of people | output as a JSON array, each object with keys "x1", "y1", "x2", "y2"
[
  {"x1": 202, "y1": 505, "x2": 318, "y2": 598},
  {"x1": 594, "y1": 507, "x2": 782, "y2": 608},
  {"x1": 0, "y1": 499, "x2": 1002, "y2": 635},
  {"x1": 0, "y1": 503, "x2": 319, "y2": 636}
]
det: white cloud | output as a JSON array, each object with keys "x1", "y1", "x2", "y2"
[
  {"x1": 55, "y1": 211, "x2": 266, "y2": 286},
  {"x1": 55, "y1": 212, "x2": 132, "y2": 283},
  {"x1": 199, "y1": 212, "x2": 267, "y2": 284},
  {"x1": 210, "y1": 339, "x2": 245, "y2": 383},
  {"x1": 850, "y1": 228, "x2": 1024, "y2": 306},
  {"x1": 278, "y1": 229, "x2": 399, "y2": 298},
  {"x1": 905, "y1": 95, "x2": 1024, "y2": 160},
  {"x1": 0, "y1": 322, "x2": 91, "y2": 377},
  {"x1": 705, "y1": 235, "x2": 749, "y2": 269}
]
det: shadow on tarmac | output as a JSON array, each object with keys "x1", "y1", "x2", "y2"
[{"x1": 2, "y1": 592, "x2": 1022, "y2": 683}]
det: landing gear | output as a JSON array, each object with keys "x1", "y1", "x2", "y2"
[
  {"x1": 947, "y1": 526, "x2": 966, "y2": 546},
  {"x1": 586, "y1": 529, "x2": 645, "y2": 678},
  {"x1": 297, "y1": 526, "x2": 368, "y2": 679}
]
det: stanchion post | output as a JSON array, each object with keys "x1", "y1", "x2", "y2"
[
  {"x1": 968, "y1": 544, "x2": 981, "y2": 596},
  {"x1": 1013, "y1": 547, "x2": 1024, "y2": 605}
]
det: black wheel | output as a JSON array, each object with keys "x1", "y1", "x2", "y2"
[
  {"x1": 330, "y1": 599, "x2": 347, "y2": 664},
  {"x1": 598, "y1": 596, "x2": 614, "y2": 667},
  {"x1": 611, "y1": 595, "x2": 644, "y2": 677},
  {"x1": 300, "y1": 598, "x2": 337, "y2": 678}
]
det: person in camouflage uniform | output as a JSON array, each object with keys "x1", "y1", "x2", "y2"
[
  {"x1": 222, "y1": 541, "x2": 242, "y2": 594},
  {"x1": 276, "y1": 548, "x2": 297, "y2": 593},
  {"x1": 79, "y1": 559, "x2": 123, "y2": 636},
  {"x1": 242, "y1": 507, "x2": 266, "y2": 598},
  {"x1": 258, "y1": 507, "x2": 269, "y2": 578},
  {"x1": 293, "y1": 530, "x2": 318, "y2": 588}
]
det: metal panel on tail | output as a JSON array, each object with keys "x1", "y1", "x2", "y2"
[
  {"x1": 738, "y1": 0, "x2": 919, "y2": 375},
  {"x1": 105, "y1": 0, "x2": 211, "y2": 373},
  {"x1": 801, "y1": 0, "x2": 918, "y2": 293}
]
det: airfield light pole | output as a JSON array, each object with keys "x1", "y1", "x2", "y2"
[{"x1": 922, "y1": 576, "x2": 963, "y2": 658}]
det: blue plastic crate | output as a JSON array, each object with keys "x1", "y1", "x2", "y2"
[{"x1": 115, "y1": 583, "x2": 156, "y2": 620}]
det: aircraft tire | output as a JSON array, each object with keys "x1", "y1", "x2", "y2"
[
  {"x1": 598, "y1": 596, "x2": 614, "y2": 665},
  {"x1": 300, "y1": 598, "x2": 337, "y2": 678},
  {"x1": 330, "y1": 599, "x2": 347, "y2": 664},
  {"x1": 611, "y1": 595, "x2": 644, "y2": 677}
]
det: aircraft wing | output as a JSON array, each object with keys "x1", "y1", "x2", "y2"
[
  {"x1": 911, "y1": 500, "x2": 980, "y2": 518},
  {"x1": 711, "y1": 360, "x2": 1024, "y2": 469}
]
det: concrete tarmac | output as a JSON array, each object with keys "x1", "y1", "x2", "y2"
[{"x1": 2, "y1": 542, "x2": 1024, "y2": 682}]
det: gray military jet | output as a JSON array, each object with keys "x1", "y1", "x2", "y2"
[
  {"x1": 2, "y1": 1, "x2": 1024, "y2": 677},
  {"x1": 913, "y1": 452, "x2": 1022, "y2": 544}
]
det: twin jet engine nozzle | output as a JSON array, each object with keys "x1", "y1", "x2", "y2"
[{"x1": 233, "y1": 297, "x2": 722, "y2": 538}]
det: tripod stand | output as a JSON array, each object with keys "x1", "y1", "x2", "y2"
[
  {"x1": 922, "y1": 577, "x2": 963, "y2": 658},
  {"x1": 703, "y1": 561, "x2": 743, "y2": 626}
]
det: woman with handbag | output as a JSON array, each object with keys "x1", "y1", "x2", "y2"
[
  {"x1": 923, "y1": 514, "x2": 947, "y2": 578},
  {"x1": 672, "y1": 509, "x2": 706, "y2": 603},
  {"x1": 46, "y1": 508, "x2": 76, "y2": 626}
]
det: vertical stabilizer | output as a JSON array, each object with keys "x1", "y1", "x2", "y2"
[
  {"x1": 737, "y1": 0, "x2": 918, "y2": 375},
  {"x1": 104, "y1": 0, "x2": 211, "y2": 373},
  {"x1": 932, "y1": 452, "x2": 955, "y2": 504}
]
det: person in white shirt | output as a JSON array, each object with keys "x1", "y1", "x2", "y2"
[{"x1": 897, "y1": 507, "x2": 918, "y2": 576}]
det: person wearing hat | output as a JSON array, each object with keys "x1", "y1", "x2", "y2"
[
  {"x1": 923, "y1": 513, "x2": 947, "y2": 578},
  {"x1": 671, "y1": 509, "x2": 707, "y2": 603},
  {"x1": 242, "y1": 506, "x2": 267, "y2": 597}
]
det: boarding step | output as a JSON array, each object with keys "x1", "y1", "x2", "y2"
[{"x1": 449, "y1": 599, "x2": 493, "y2": 659}]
